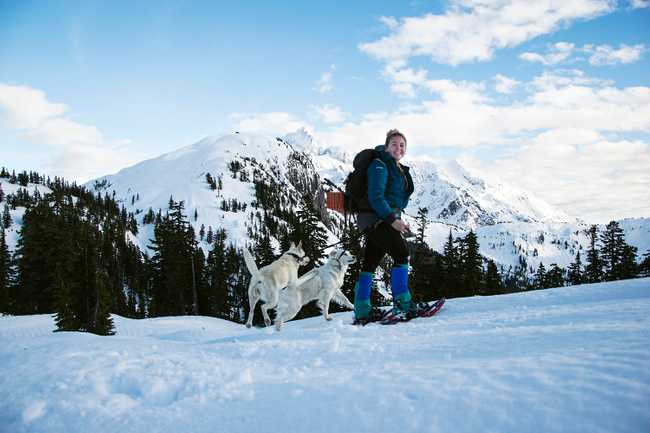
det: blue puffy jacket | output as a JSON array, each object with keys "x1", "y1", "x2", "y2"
[{"x1": 367, "y1": 145, "x2": 414, "y2": 224}]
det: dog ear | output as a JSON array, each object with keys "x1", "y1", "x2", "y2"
[
  {"x1": 297, "y1": 240, "x2": 302, "y2": 249},
  {"x1": 290, "y1": 241, "x2": 295, "y2": 249}
]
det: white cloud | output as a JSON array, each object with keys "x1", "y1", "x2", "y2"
[
  {"x1": 587, "y1": 43, "x2": 646, "y2": 65},
  {"x1": 314, "y1": 64, "x2": 336, "y2": 94},
  {"x1": 469, "y1": 134, "x2": 650, "y2": 223},
  {"x1": 0, "y1": 83, "x2": 140, "y2": 182},
  {"x1": 0, "y1": 83, "x2": 67, "y2": 129},
  {"x1": 312, "y1": 70, "x2": 650, "y2": 221},
  {"x1": 493, "y1": 74, "x2": 521, "y2": 94},
  {"x1": 359, "y1": 0, "x2": 614, "y2": 66},
  {"x1": 382, "y1": 62, "x2": 488, "y2": 101},
  {"x1": 520, "y1": 42, "x2": 576, "y2": 65},
  {"x1": 630, "y1": 0, "x2": 650, "y2": 8},
  {"x1": 311, "y1": 105, "x2": 349, "y2": 124},
  {"x1": 520, "y1": 42, "x2": 646, "y2": 66},
  {"x1": 230, "y1": 112, "x2": 313, "y2": 135}
]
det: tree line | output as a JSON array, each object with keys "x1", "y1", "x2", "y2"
[{"x1": 1, "y1": 166, "x2": 648, "y2": 335}]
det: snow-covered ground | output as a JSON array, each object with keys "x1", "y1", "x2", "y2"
[{"x1": 1, "y1": 279, "x2": 649, "y2": 433}]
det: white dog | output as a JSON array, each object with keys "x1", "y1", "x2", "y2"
[
  {"x1": 243, "y1": 241, "x2": 309, "y2": 328},
  {"x1": 274, "y1": 249, "x2": 356, "y2": 331}
]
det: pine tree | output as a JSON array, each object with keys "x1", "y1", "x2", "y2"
[
  {"x1": 584, "y1": 225, "x2": 603, "y2": 283},
  {"x1": 253, "y1": 232, "x2": 275, "y2": 267},
  {"x1": 13, "y1": 199, "x2": 58, "y2": 313},
  {"x1": 640, "y1": 250, "x2": 650, "y2": 278},
  {"x1": 619, "y1": 244, "x2": 638, "y2": 280},
  {"x1": 600, "y1": 221, "x2": 625, "y2": 280},
  {"x1": 545, "y1": 264, "x2": 565, "y2": 288},
  {"x1": 0, "y1": 229, "x2": 10, "y2": 313},
  {"x1": 460, "y1": 230, "x2": 483, "y2": 297},
  {"x1": 2, "y1": 203, "x2": 11, "y2": 229},
  {"x1": 484, "y1": 259, "x2": 502, "y2": 295},
  {"x1": 442, "y1": 230, "x2": 459, "y2": 298},
  {"x1": 292, "y1": 193, "x2": 327, "y2": 270},
  {"x1": 410, "y1": 207, "x2": 436, "y2": 301},
  {"x1": 148, "y1": 200, "x2": 198, "y2": 316},
  {"x1": 567, "y1": 251, "x2": 583, "y2": 286},
  {"x1": 533, "y1": 263, "x2": 547, "y2": 289}
]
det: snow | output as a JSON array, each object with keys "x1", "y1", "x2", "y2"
[{"x1": 2, "y1": 278, "x2": 649, "y2": 433}]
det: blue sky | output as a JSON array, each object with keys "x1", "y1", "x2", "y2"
[{"x1": 1, "y1": 0, "x2": 649, "y2": 222}]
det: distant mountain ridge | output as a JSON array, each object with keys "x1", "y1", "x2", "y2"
[{"x1": 78, "y1": 129, "x2": 649, "y2": 273}]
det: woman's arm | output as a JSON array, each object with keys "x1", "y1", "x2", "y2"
[{"x1": 367, "y1": 159, "x2": 398, "y2": 223}]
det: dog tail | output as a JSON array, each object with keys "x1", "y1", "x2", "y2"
[
  {"x1": 332, "y1": 289, "x2": 355, "y2": 309},
  {"x1": 293, "y1": 268, "x2": 319, "y2": 287},
  {"x1": 242, "y1": 248, "x2": 260, "y2": 278}
]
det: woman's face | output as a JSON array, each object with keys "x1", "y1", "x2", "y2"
[{"x1": 386, "y1": 135, "x2": 406, "y2": 161}]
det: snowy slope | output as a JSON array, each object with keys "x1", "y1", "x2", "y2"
[
  {"x1": 0, "y1": 180, "x2": 53, "y2": 252},
  {"x1": 86, "y1": 132, "x2": 337, "y2": 254},
  {"x1": 1, "y1": 278, "x2": 649, "y2": 433},
  {"x1": 406, "y1": 158, "x2": 574, "y2": 228}
]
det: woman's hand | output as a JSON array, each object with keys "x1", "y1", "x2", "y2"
[{"x1": 391, "y1": 218, "x2": 409, "y2": 233}]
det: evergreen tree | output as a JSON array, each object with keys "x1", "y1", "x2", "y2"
[
  {"x1": 545, "y1": 264, "x2": 565, "y2": 288},
  {"x1": 148, "y1": 200, "x2": 199, "y2": 316},
  {"x1": 600, "y1": 221, "x2": 638, "y2": 281},
  {"x1": 533, "y1": 263, "x2": 547, "y2": 289},
  {"x1": 584, "y1": 225, "x2": 603, "y2": 283},
  {"x1": 600, "y1": 221, "x2": 625, "y2": 280},
  {"x1": 567, "y1": 251, "x2": 583, "y2": 286},
  {"x1": 2, "y1": 203, "x2": 11, "y2": 229},
  {"x1": 640, "y1": 250, "x2": 650, "y2": 278},
  {"x1": 459, "y1": 230, "x2": 483, "y2": 297},
  {"x1": 442, "y1": 230, "x2": 460, "y2": 298},
  {"x1": 484, "y1": 259, "x2": 503, "y2": 295},
  {"x1": 253, "y1": 231, "x2": 276, "y2": 267},
  {"x1": 291, "y1": 193, "x2": 327, "y2": 270},
  {"x1": 13, "y1": 200, "x2": 58, "y2": 313},
  {"x1": 0, "y1": 229, "x2": 10, "y2": 312},
  {"x1": 619, "y1": 244, "x2": 638, "y2": 280},
  {"x1": 410, "y1": 207, "x2": 436, "y2": 301}
]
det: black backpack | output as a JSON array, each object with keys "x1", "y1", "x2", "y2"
[{"x1": 344, "y1": 149, "x2": 387, "y2": 213}]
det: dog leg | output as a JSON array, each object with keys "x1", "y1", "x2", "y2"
[
  {"x1": 323, "y1": 300, "x2": 332, "y2": 321},
  {"x1": 261, "y1": 290, "x2": 278, "y2": 327},
  {"x1": 261, "y1": 303, "x2": 272, "y2": 327},
  {"x1": 274, "y1": 314, "x2": 284, "y2": 331},
  {"x1": 245, "y1": 282, "x2": 260, "y2": 328}
]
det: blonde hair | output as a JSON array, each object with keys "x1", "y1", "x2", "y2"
[{"x1": 385, "y1": 129, "x2": 407, "y2": 147}]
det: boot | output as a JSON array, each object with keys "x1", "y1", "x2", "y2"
[
  {"x1": 390, "y1": 264, "x2": 412, "y2": 312},
  {"x1": 353, "y1": 272, "x2": 374, "y2": 320},
  {"x1": 389, "y1": 264, "x2": 430, "y2": 320}
]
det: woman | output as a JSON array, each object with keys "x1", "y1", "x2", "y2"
[{"x1": 353, "y1": 129, "x2": 424, "y2": 325}]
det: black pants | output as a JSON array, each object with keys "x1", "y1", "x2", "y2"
[{"x1": 361, "y1": 221, "x2": 409, "y2": 273}]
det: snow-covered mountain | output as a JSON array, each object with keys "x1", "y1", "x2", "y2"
[
  {"x1": 86, "y1": 132, "x2": 339, "y2": 254},
  {"x1": 78, "y1": 129, "x2": 649, "y2": 273},
  {"x1": 2, "y1": 278, "x2": 649, "y2": 433},
  {"x1": 2, "y1": 129, "x2": 647, "y2": 274}
]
